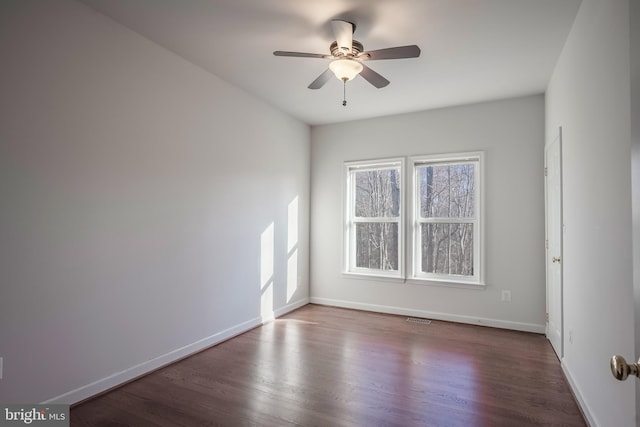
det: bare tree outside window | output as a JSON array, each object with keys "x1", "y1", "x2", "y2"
[
  {"x1": 418, "y1": 163, "x2": 475, "y2": 276},
  {"x1": 355, "y1": 223, "x2": 398, "y2": 270},
  {"x1": 352, "y1": 168, "x2": 400, "y2": 271}
]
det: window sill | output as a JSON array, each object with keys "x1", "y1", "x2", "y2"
[
  {"x1": 342, "y1": 272, "x2": 405, "y2": 284},
  {"x1": 406, "y1": 277, "x2": 486, "y2": 290},
  {"x1": 341, "y1": 272, "x2": 486, "y2": 289}
]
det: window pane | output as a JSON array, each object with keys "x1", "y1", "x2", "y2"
[
  {"x1": 355, "y1": 222, "x2": 398, "y2": 270},
  {"x1": 421, "y1": 223, "x2": 473, "y2": 276},
  {"x1": 418, "y1": 163, "x2": 475, "y2": 218},
  {"x1": 354, "y1": 169, "x2": 400, "y2": 218}
]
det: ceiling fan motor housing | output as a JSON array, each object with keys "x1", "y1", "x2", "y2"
[{"x1": 330, "y1": 40, "x2": 364, "y2": 57}]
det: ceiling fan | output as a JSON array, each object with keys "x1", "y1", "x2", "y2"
[{"x1": 274, "y1": 20, "x2": 420, "y2": 105}]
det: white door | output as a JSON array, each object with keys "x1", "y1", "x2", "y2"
[
  {"x1": 633, "y1": 61, "x2": 640, "y2": 423},
  {"x1": 631, "y1": 2, "x2": 640, "y2": 423},
  {"x1": 545, "y1": 127, "x2": 563, "y2": 359}
]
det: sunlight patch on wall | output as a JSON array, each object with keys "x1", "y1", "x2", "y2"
[
  {"x1": 260, "y1": 222, "x2": 274, "y2": 289},
  {"x1": 287, "y1": 250, "x2": 298, "y2": 303},
  {"x1": 287, "y1": 196, "x2": 298, "y2": 253},
  {"x1": 260, "y1": 222, "x2": 274, "y2": 321},
  {"x1": 287, "y1": 196, "x2": 299, "y2": 302},
  {"x1": 260, "y1": 284, "x2": 274, "y2": 322}
]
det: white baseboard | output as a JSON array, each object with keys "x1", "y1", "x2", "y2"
[
  {"x1": 274, "y1": 297, "x2": 309, "y2": 318},
  {"x1": 309, "y1": 297, "x2": 546, "y2": 333},
  {"x1": 561, "y1": 360, "x2": 597, "y2": 427},
  {"x1": 42, "y1": 297, "x2": 310, "y2": 405}
]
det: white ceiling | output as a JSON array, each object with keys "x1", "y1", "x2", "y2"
[{"x1": 80, "y1": 0, "x2": 582, "y2": 126}]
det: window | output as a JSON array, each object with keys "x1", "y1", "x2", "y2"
[
  {"x1": 411, "y1": 153, "x2": 482, "y2": 284},
  {"x1": 343, "y1": 153, "x2": 483, "y2": 286},
  {"x1": 344, "y1": 159, "x2": 403, "y2": 277}
]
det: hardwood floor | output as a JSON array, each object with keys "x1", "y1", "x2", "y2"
[{"x1": 71, "y1": 304, "x2": 586, "y2": 426}]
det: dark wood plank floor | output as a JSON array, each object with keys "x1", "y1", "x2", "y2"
[{"x1": 71, "y1": 304, "x2": 586, "y2": 426}]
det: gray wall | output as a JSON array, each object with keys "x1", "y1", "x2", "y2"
[
  {"x1": 0, "y1": 0, "x2": 310, "y2": 404},
  {"x1": 546, "y1": 0, "x2": 634, "y2": 425},
  {"x1": 310, "y1": 95, "x2": 546, "y2": 332}
]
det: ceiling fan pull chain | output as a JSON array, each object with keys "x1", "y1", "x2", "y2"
[{"x1": 342, "y1": 78, "x2": 347, "y2": 107}]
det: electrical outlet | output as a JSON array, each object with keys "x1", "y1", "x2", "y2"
[{"x1": 501, "y1": 290, "x2": 511, "y2": 302}]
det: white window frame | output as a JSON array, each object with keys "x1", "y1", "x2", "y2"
[
  {"x1": 343, "y1": 158, "x2": 404, "y2": 279},
  {"x1": 409, "y1": 152, "x2": 484, "y2": 286}
]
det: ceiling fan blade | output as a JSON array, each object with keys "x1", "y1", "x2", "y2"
[
  {"x1": 273, "y1": 51, "x2": 330, "y2": 59},
  {"x1": 359, "y1": 64, "x2": 390, "y2": 88},
  {"x1": 308, "y1": 69, "x2": 333, "y2": 89},
  {"x1": 331, "y1": 20, "x2": 354, "y2": 55},
  {"x1": 360, "y1": 45, "x2": 421, "y2": 61}
]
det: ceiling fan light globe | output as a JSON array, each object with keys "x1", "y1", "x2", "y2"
[{"x1": 329, "y1": 59, "x2": 363, "y2": 81}]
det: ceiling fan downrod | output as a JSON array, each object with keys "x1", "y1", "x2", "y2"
[{"x1": 342, "y1": 78, "x2": 348, "y2": 107}]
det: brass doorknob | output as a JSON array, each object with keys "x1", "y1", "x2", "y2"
[
  {"x1": 552, "y1": 257, "x2": 561, "y2": 263},
  {"x1": 611, "y1": 355, "x2": 640, "y2": 380}
]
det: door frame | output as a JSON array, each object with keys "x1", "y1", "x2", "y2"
[{"x1": 545, "y1": 126, "x2": 563, "y2": 359}]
